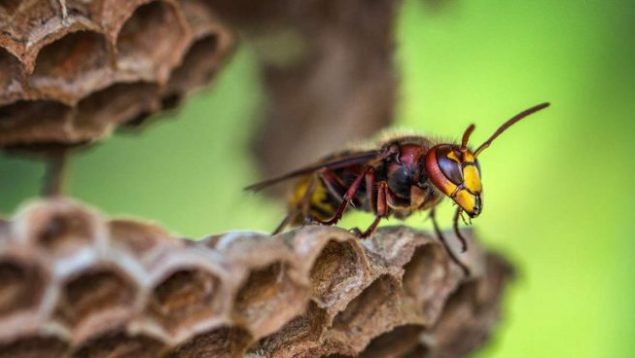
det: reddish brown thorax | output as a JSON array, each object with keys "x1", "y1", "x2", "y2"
[{"x1": 384, "y1": 144, "x2": 426, "y2": 198}]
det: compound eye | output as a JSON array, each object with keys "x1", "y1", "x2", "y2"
[{"x1": 437, "y1": 146, "x2": 463, "y2": 185}]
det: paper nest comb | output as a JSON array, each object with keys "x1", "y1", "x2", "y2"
[
  {"x1": 0, "y1": 198, "x2": 513, "y2": 357},
  {"x1": 0, "y1": 0, "x2": 234, "y2": 151}
]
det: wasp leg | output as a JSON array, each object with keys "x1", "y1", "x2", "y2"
[
  {"x1": 272, "y1": 213, "x2": 293, "y2": 235},
  {"x1": 453, "y1": 208, "x2": 469, "y2": 253},
  {"x1": 365, "y1": 168, "x2": 376, "y2": 214},
  {"x1": 300, "y1": 168, "x2": 347, "y2": 227},
  {"x1": 295, "y1": 169, "x2": 343, "y2": 228},
  {"x1": 350, "y1": 216, "x2": 381, "y2": 238},
  {"x1": 354, "y1": 180, "x2": 388, "y2": 239},
  {"x1": 273, "y1": 175, "x2": 318, "y2": 235},
  {"x1": 299, "y1": 174, "x2": 319, "y2": 221},
  {"x1": 430, "y1": 208, "x2": 470, "y2": 276},
  {"x1": 313, "y1": 166, "x2": 370, "y2": 226},
  {"x1": 319, "y1": 168, "x2": 347, "y2": 202}
]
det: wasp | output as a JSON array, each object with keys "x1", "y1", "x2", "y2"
[{"x1": 246, "y1": 103, "x2": 550, "y2": 275}]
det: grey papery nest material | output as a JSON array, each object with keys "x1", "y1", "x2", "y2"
[
  {"x1": 204, "y1": 0, "x2": 400, "y2": 182},
  {"x1": 0, "y1": 198, "x2": 513, "y2": 357},
  {"x1": 0, "y1": 0, "x2": 234, "y2": 151}
]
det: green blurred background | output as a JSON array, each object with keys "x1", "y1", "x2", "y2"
[{"x1": 1, "y1": 0, "x2": 633, "y2": 356}]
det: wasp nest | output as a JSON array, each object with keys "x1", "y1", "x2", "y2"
[
  {"x1": 0, "y1": 0, "x2": 234, "y2": 151},
  {"x1": 199, "y1": 0, "x2": 399, "y2": 180},
  {"x1": 0, "y1": 198, "x2": 513, "y2": 357}
]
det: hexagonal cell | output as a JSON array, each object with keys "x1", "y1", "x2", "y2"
[
  {"x1": 163, "y1": 34, "x2": 219, "y2": 107},
  {"x1": 0, "y1": 48, "x2": 25, "y2": 105},
  {"x1": 331, "y1": 275, "x2": 400, "y2": 349},
  {"x1": 200, "y1": 231, "x2": 272, "y2": 252},
  {"x1": 0, "y1": 335, "x2": 69, "y2": 358},
  {"x1": 178, "y1": 0, "x2": 213, "y2": 35},
  {"x1": 54, "y1": 268, "x2": 137, "y2": 330},
  {"x1": 166, "y1": 326, "x2": 252, "y2": 358},
  {"x1": 116, "y1": 1, "x2": 188, "y2": 80},
  {"x1": 250, "y1": 301, "x2": 328, "y2": 357},
  {"x1": 74, "y1": 81, "x2": 160, "y2": 132},
  {"x1": 30, "y1": 30, "x2": 113, "y2": 101},
  {"x1": 19, "y1": 203, "x2": 99, "y2": 256},
  {"x1": 359, "y1": 324, "x2": 424, "y2": 358},
  {"x1": 71, "y1": 331, "x2": 165, "y2": 358},
  {"x1": 147, "y1": 268, "x2": 220, "y2": 333},
  {"x1": 402, "y1": 244, "x2": 450, "y2": 320},
  {"x1": 177, "y1": 0, "x2": 234, "y2": 72},
  {"x1": 233, "y1": 261, "x2": 307, "y2": 336},
  {"x1": 108, "y1": 219, "x2": 176, "y2": 260},
  {"x1": 0, "y1": 99, "x2": 72, "y2": 147},
  {"x1": 0, "y1": 258, "x2": 47, "y2": 319},
  {"x1": 310, "y1": 240, "x2": 365, "y2": 307}
]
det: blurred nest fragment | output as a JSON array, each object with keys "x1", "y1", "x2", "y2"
[
  {"x1": 0, "y1": 0, "x2": 234, "y2": 152},
  {"x1": 0, "y1": 198, "x2": 513, "y2": 357},
  {"x1": 206, "y1": 0, "x2": 400, "y2": 181}
]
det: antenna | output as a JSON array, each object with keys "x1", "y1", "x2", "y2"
[
  {"x1": 474, "y1": 102, "x2": 550, "y2": 157},
  {"x1": 461, "y1": 124, "x2": 476, "y2": 150}
]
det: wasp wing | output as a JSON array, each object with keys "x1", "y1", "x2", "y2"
[{"x1": 245, "y1": 150, "x2": 380, "y2": 192}]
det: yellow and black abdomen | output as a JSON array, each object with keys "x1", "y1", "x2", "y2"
[
  {"x1": 288, "y1": 175, "x2": 340, "y2": 225},
  {"x1": 287, "y1": 163, "x2": 373, "y2": 226},
  {"x1": 282, "y1": 149, "x2": 379, "y2": 226}
]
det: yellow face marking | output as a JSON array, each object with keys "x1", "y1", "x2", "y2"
[
  {"x1": 462, "y1": 151, "x2": 476, "y2": 163},
  {"x1": 463, "y1": 165, "x2": 482, "y2": 193},
  {"x1": 454, "y1": 189, "x2": 477, "y2": 214},
  {"x1": 447, "y1": 150, "x2": 461, "y2": 163}
]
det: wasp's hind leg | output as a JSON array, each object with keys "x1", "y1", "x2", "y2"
[
  {"x1": 429, "y1": 208, "x2": 470, "y2": 276},
  {"x1": 272, "y1": 213, "x2": 294, "y2": 235},
  {"x1": 311, "y1": 166, "x2": 371, "y2": 226},
  {"x1": 352, "y1": 177, "x2": 387, "y2": 239},
  {"x1": 272, "y1": 175, "x2": 318, "y2": 235}
]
